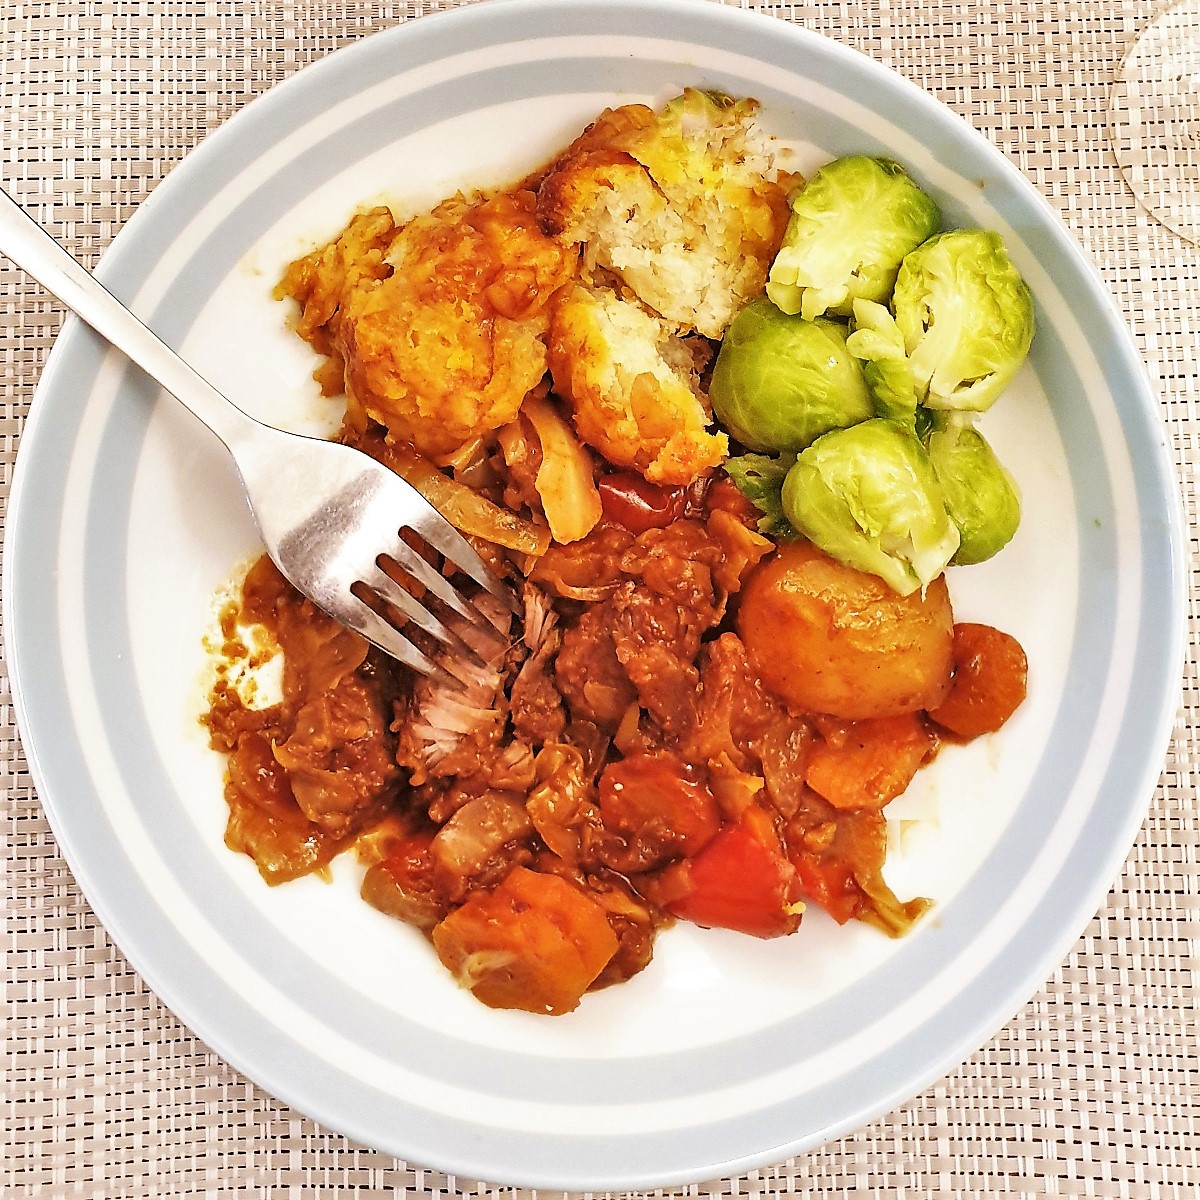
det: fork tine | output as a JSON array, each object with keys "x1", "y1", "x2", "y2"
[
  {"x1": 383, "y1": 536, "x2": 481, "y2": 625},
  {"x1": 360, "y1": 564, "x2": 491, "y2": 671},
  {"x1": 384, "y1": 540, "x2": 514, "y2": 652},
  {"x1": 405, "y1": 508, "x2": 518, "y2": 611},
  {"x1": 340, "y1": 596, "x2": 455, "y2": 682}
]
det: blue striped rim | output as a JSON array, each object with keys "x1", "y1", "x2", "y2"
[{"x1": 5, "y1": 0, "x2": 1185, "y2": 1188}]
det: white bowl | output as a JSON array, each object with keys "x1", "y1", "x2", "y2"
[{"x1": 4, "y1": 0, "x2": 1186, "y2": 1189}]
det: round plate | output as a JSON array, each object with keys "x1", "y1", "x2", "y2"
[{"x1": 4, "y1": 0, "x2": 1186, "y2": 1189}]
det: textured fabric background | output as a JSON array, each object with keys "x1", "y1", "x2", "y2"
[{"x1": 3, "y1": 1, "x2": 1198, "y2": 1196}]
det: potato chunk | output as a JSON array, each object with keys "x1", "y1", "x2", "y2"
[{"x1": 737, "y1": 539, "x2": 954, "y2": 719}]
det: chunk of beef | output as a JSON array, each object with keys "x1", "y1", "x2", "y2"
[
  {"x1": 555, "y1": 602, "x2": 638, "y2": 727},
  {"x1": 609, "y1": 583, "x2": 702, "y2": 737}
]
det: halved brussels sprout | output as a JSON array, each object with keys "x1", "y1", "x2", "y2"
[
  {"x1": 926, "y1": 416, "x2": 1021, "y2": 564},
  {"x1": 893, "y1": 229, "x2": 1036, "y2": 412},
  {"x1": 781, "y1": 418, "x2": 960, "y2": 595},
  {"x1": 845, "y1": 298, "x2": 919, "y2": 426},
  {"x1": 709, "y1": 298, "x2": 874, "y2": 453},
  {"x1": 766, "y1": 156, "x2": 941, "y2": 322}
]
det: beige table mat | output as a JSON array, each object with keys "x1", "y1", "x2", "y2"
[{"x1": 3, "y1": 0, "x2": 1198, "y2": 1195}]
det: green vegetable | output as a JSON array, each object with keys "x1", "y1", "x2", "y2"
[
  {"x1": 766, "y1": 156, "x2": 941, "y2": 322},
  {"x1": 845, "y1": 299, "x2": 919, "y2": 426},
  {"x1": 913, "y1": 405, "x2": 937, "y2": 443},
  {"x1": 892, "y1": 229, "x2": 1036, "y2": 413},
  {"x1": 723, "y1": 452, "x2": 797, "y2": 538},
  {"x1": 926, "y1": 416, "x2": 1021, "y2": 564},
  {"x1": 781, "y1": 418, "x2": 960, "y2": 595},
  {"x1": 709, "y1": 299, "x2": 874, "y2": 454}
]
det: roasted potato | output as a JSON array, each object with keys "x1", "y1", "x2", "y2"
[{"x1": 737, "y1": 539, "x2": 954, "y2": 719}]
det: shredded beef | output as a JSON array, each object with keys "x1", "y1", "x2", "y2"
[{"x1": 510, "y1": 623, "x2": 567, "y2": 744}]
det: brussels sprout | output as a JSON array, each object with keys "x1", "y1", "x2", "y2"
[
  {"x1": 766, "y1": 156, "x2": 941, "y2": 322},
  {"x1": 913, "y1": 404, "x2": 937, "y2": 443},
  {"x1": 926, "y1": 416, "x2": 1021, "y2": 564},
  {"x1": 781, "y1": 418, "x2": 960, "y2": 595},
  {"x1": 709, "y1": 298, "x2": 874, "y2": 453},
  {"x1": 892, "y1": 229, "x2": 1036, "y2": 412},
  {"x1": 845, "y1": 299, "x2": 919, "y2": 426}
]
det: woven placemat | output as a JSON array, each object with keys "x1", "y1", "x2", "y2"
[{"x1": 3, "y1": 0, "x2": 1198, "y2": 1195}]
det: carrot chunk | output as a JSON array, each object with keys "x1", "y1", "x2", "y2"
[
  {"x1": 804, "y1": 713, "x2": 935, "y2": 810},
  {"x1": 927, "y1": 622, "x2": 1028, "y2": 739},
  {"x1": 431, "y1": 867, "x2": 618, "y2": 1015}
]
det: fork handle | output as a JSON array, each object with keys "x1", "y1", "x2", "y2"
[{"x1": 0, "y1": 186, "x2": 257, "y2": 450}]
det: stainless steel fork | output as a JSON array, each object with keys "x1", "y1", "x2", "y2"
[{"x1": 0, "y1": 187, "x2": 512, "y2": 678}]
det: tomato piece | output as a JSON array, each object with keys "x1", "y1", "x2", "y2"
[
  {"x1": 598, "y1": 470, "x2": 687, "y2": 533},
  {"x1": 666, "y1": 809, "x2": 803, "y2": 938},
  {"x1": 431, "y1": 867, "x2": 619, "y2": 1015},
  {"x1": 598, "y1": 752, "x2": 721, "y2": 867},
  {"x1": 804, "y1": 713, "x2": 936, "y2": 810},
  {"x1": 927, "y1": 622, "x2": 1028, "y2": 739}
]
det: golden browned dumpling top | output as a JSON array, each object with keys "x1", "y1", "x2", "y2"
[
  {"x1": 547, "y1": 283, "x2": 726, "y2": 486},
  {"x1": 279, "y1": 190, "x2": 577, "y2": 460},
  {"x1": 275, "y1": 91, "x2": 790, "y2": 488},
  {"x1": 538, "y1": 90, "x2": 791, "y2": 339}
]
